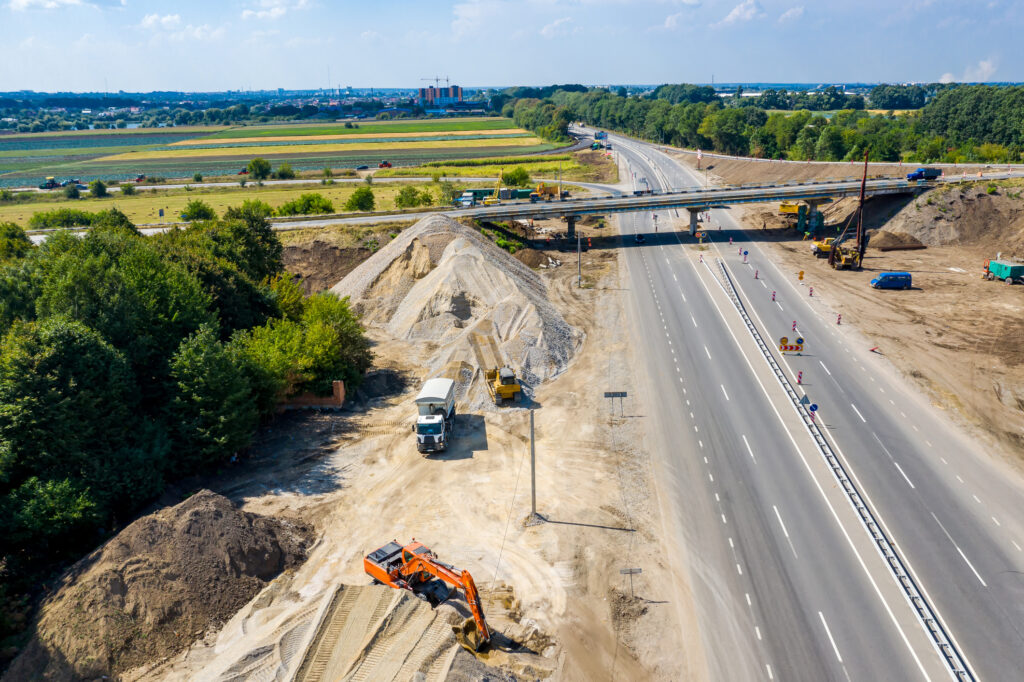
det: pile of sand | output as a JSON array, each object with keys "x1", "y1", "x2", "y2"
[
  {"x1": 332, "y1": 214, "x2": 582, "y2": 389},
  {"x1": 3, "y1": 491, "x2": 313, "y2": 682},
  {"x1": 867, "y1": 230, "x2": 924, "y2": 249}
]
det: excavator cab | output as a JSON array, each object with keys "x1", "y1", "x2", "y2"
[{"x1": 363, "y1": 539, "x2": 492, "y2": 651}]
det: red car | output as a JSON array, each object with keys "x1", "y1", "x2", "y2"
[{"x1": 237, "y1": 169, "x2": 249, "y2": 175}]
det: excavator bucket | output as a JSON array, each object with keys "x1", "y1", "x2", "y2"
[{"x1": 453, "y1": 617, "x2": 488, "y2": 653}]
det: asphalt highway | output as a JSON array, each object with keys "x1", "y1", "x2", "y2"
[{"x1": 607, "y1": 129, "x2": 1024, "y2": 681}]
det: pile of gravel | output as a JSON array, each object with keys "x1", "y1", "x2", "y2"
[{"x1": 331, "y1": 214, "x2": 583, "y2": 393}]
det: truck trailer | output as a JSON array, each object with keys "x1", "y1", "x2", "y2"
[{"x1": 414, "y1": 378, "x2": 456, "y2": 454}]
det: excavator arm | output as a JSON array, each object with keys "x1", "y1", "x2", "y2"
[{"x1": 401, "y1": 555, "x2": 492, "y2": 648}]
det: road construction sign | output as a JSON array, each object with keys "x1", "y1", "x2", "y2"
[{"x1": 779, "y1": 336, "x2": 804, "y2": 352}]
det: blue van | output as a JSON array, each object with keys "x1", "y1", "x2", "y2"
[{"x1": 870, "y1": 272, "x2": 912, "y2": 289}]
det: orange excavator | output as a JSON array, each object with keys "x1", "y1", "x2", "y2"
[{"x1": 363, "y1": 539, "x2": 491, "y2": 651}]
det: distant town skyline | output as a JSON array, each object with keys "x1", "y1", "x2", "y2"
[{"x1": 2, "y1": 0, "x2": 1021, "y2": 92}]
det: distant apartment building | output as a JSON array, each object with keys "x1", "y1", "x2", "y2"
[{"x1": 417, "y1": 85, "x2": 463, "y2": 106}]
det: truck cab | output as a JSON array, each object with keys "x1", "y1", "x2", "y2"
[
  {"x1": 906, "y1": 167, "x2": 941, "y2": 182},
  {"x1": 414, "y1": 378, "x2": 456, "y2": 454}
]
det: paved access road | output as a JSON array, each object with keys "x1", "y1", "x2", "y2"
[{"x1": 608, "y1": 131, "x2": 1024, "y2": 681}]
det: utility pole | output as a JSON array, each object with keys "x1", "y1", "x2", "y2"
[
  {"x1": 530, "y1": 410, "x2": 537, "y2": 518},
  {"x1": 577, "y1": 232, "x2": 582, "y2": 288}
]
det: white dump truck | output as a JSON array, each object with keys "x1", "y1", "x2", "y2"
[{"x1": 414, "y1": 378, "x2": 456, "y2": 454}]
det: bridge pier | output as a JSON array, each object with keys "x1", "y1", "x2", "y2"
[
  {"x1": 566, "y1": 215, "x2": 577, "y2": 240},
  {"x1": 687, "y1": 208, "x2": 700, "y2": 237}
]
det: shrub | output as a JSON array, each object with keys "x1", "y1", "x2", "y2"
[
  {"x1": 28, "y1": 208, "x2": 96, "y2": 229},
  {"x1": 63, "y1": 184, "x2": 80, "y2": 199},
  {"x1": 502, "y1": 166, "x2": 532, "y2": 187},
  {"x1": 323, "y1": 167, "x2": 333, "y2": 178},
  {"x1": 88, "y1": 180, "x2": 107, "y2": 198},
  {"x1": 395, "y1": 185, "x2": 423, "y2": 208},
  {"x1": 120, "y1": 183, "x2": 136, "y2": 196},
  {"x1": 193, "y1": 172, "x2": 203, "y2": 182},
  {"x1": 247, "y1": 157, "x2": 271, "y2": 181},
  {"x1": 276, "y1": 193, "x2": 335, "y2": 216},
  {"x1": 276, "y1": 163, "x2": 295, "y2": 180},
  {"x1": 181, "y1": 199, "x2": 217, "y2": 221},
  {"x1": 344, "y1": 186, "x2": 375, "y2": 212}
]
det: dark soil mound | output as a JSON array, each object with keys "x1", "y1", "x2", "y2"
[
  {"x1": 284, "y1": 243, "x2": 372, "y2": 294},
  {"x1": 3, "y1": 491, "x2": 313, "y2": 682},
  {"x1": 514, "y1": 248, "x2": 548, "y2": 268}
]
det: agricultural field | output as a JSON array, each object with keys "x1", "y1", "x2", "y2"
[
  {"x1": 1, "y1": 180, "x2": 491, "y2": 227},
  {"x1": 0, "y1": 117, "x2": 561, "y2": 189},
  {"x1": 376, "y1": 149, "x2": 620, "y2": 183}
]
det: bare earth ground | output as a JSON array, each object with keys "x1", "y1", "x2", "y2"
[
  {"x1": 126, "y1": 215, "x2": 693, "y2": 681},
  {"x1": 679, "y1": 152, "x2": 1024, "y2": 467}
]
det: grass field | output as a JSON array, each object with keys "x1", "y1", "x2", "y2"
[
  {"x1": 2, "y1": 180, "x2": 493, "y2": 227},
  {"x1": 0, "y1": 117, "x2": 562, "y2": 189},
  {"x1": 377, "y1": 149, "x2": 619, "y2": 183}
]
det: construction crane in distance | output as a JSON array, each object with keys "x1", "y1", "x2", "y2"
[{"x1": 420, "y1": 76, "x2": 450, "y2": 89}]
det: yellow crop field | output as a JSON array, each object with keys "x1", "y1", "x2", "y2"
[
  {"x1": 98, "y1": 136, "x2": 546, "y2": 162},
  {"x1": 168, "y1": 128, "x2": 527, "y2": 146}
]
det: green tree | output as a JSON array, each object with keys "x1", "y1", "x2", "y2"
[
  {"x1": 322, "y1": 166, "x2": 333, "y2": 179},
  {"x1": 193, "y1": 172, "x2": 203, "y2": 182},
  {"x1": 247, "y1": 157, "x2": 272, "y2": 181},
  {"x1": 276, "y1": 162, "x2": 296, "y2": 180},
  {"x1": 120, "y1": 183, "x2": 136, "y2": 196},
  {"x1": 63, "y1": 184, "x2": 79, "y2": 199},
  {"x1": 0, "y1": 223, "x2": 33, "y2": 262},
  {"x1": 88, "y1": 180, "x2": 107, "y2": 198},
  {"x1": 181, "y1": 199, "x2": 217, "y2": 221},
  {"x1": 394, "y1": 185, "x2": 423, "y2": 208},
  {"x1": 345, "y1": 186, "x2": 375, "y2": 211},
  {"x1": 502, "y1": 166, "x2": 532, "y2": 187},
  {"x1": 168, "y1": 325, "x2": 257, "y2": 474},
  {"x1": 267, "y1": 273, "x2": 305, "y2": 321}
]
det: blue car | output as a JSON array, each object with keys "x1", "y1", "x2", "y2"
[{"x1": 870, "y1": 272, "x2": 912, "y2": 289}]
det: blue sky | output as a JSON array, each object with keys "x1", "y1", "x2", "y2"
[{"x1": 1, "y1": 0, "x2": 1021, "y2": 92}]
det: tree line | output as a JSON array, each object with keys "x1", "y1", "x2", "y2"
[
  {"x1": 0, "y1": 206, "x2": 371, "y2": 658},
  {"x1": 505, "y1": 84, "x2": 1024, "y2": 164}
]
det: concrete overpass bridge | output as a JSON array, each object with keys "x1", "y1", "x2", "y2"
[{"x1": 454, "y1": 176, "x2": 931, "y2": 238}]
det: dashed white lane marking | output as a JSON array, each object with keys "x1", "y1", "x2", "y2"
[
  {"x1": 926, "y1": 440, "x2": 933, "y2": 448},
  {"x1": 991, "y1": 516, "x2": 1001, "y2": 527},
  {"x1": 704, "y1": 345, "x2": 712, "y2": 359},
  {"x1": 819, "y1": 360, "x2": 832, "y2": 375},
  {"x1": 894, "y1": 462, "x2": 915, "y2": 489},
  {"x1": 681, "y1": 292, "x2": 687, "y2": 303},
  {"x1": 1013, "y1": 541, "x2": 1022, "y2": 553},
  {"x1": 742, "y1": 434, "x2": 756, "y2": 463},
  {"x1": 766, "y1": 663, "x2": 774, "y2": 680},
  {"x1": 851, "y1": 404, "x2": 867, "y2": 423},
  {"x1": 729, "y1": 537, "x2": 735, "y2": 549},
  {"x1": 956, "y1": 475, "x2": 964, "y2": 483},
  {"x1": 691, "y1": 314, "x2": 698, "y2": 327},
  {"x1": 745, "y1": 592, "x2": 752, "y2": 606},
  {"x1": 721, "y1": 385, "x2": 730, "y2": 401},
  {"x1": 673, "y1": 273, "x2": 677, "y2": 282},
  {"x1": 772, "y1": 505, "x2": 791, "y2": 538},
  {"x1": 698, "y1": 440, "x2": 704, "y2": 448},
  {"x1": 932, "y1": 512, "x2": 988, "y2": 587},
  {"x1": 972, "y1": 494, "x2": 981, "y2": 504},
  {"x1": 819, "y1": 611, "x2": 844, "y2": 664},
  {"x1": 721, "y1": 513, "x2": 727, "y2": 524},
  {"x1": 703, "y1": 456, "x2": 708, "y2": 464},
  {"x1": 776, "y1": 302, "x2": 783, "y2": 311},
  {"x1": 736, "y1": 563, "x2": 743, "y2": 575},
  {"x1": 715, "y1": 492, "x2": 720, "y2": 501}
]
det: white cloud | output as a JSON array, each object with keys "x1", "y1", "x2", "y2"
[
  {"x1": 964, "y1": 58, "x2": 996, "y2": 81},
  {"x1": 540, "y1": 16, "x2": 572, "y2": 38},
  {"x1": 940, "y1": 58, "x2": 998, "y2": 83},
  {"x1": 778, "y1": 6, "x2": 803, "y2": 23},
  {"x1": 664, "y1": 12, "x2": 683, "y2": 28},
  {"x1": 169, "y1": 24, "x2": 225, "y2": 41},
  {"x1": 140, "y1": 13, "x2": 181, "y2": 29},
  {"x1": 241, "y1": 0, "x2": 308, "y2": 20},
  {"x1": 716, "y1": 0, "x2": 764, "y2": 25},
  {"x1": 451, "y1": 0, "x2": 494, "y2": 36},
  {"x1": 8, "y1": 0, "x2": 82, "y2": 9},
  {"x1": 360, "y1": 29, "x2": 381, "y2": 40}
]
